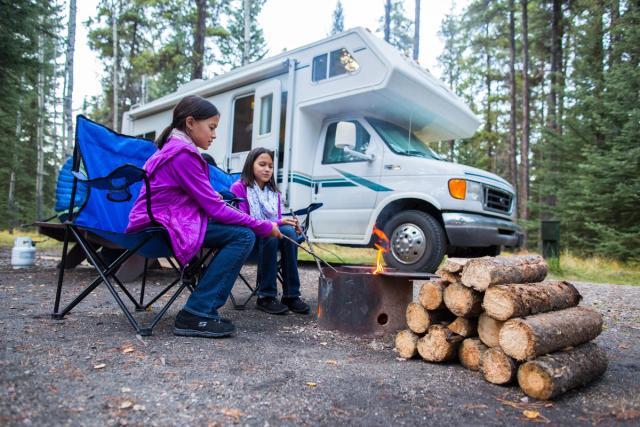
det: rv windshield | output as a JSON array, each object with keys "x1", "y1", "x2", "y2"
[{"x1": 367, "y1": 117, "x2": 442, "y2": 160}]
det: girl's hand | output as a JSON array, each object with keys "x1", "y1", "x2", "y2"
[
  {"x1": 282, "y1": 217, "x2": 302, "y2": 234},
  {"x1": 269, "y1": 222, "x2": 283, "y2": 238}
]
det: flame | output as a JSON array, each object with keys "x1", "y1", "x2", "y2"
[{"x1": 372, "y1": 225, "x2": 389, "y2": 274}]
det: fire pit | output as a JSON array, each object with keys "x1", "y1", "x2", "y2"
[{"x1": 317, "y1": 266, "x2": 436, "y2": 337}]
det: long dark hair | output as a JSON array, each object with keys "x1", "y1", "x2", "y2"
[
  {"x1": 156, "y1": 95, "x2": 220, "y2": 149},
  {"x1": 240, "y1": 147, "x2": 279, "y2": 192}
]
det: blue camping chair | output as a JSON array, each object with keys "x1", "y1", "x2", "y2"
[{"x1": 52, "y1": 115, "x2": 213, "y2": 336}]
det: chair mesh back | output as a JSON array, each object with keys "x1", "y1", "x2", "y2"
[{"x1": 73, "y1": 116, "x2": 157, "y2": 233}]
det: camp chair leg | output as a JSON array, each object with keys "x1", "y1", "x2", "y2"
[
  {"x1": 52, "y1": 226, "x2": 71, "y2": 319},
  {"x1": 142, "y1": 276, "x2": 181, "y2": 310},
  {"x1": 231, "y1": 273, "x2": 258, "y2": 310},
  {"x1": 136, "y1": 258, "x2": 149, "y2": 311},
  {"x1": 138, "y1": 280, "x2": 191, "y2": 336}
]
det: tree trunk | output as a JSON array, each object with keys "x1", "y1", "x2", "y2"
[
  {"x1": 36, "y1": 35, "x2": 45, "y2": 221},
  {"x1": 499, "y1": 307, "x2": 603, "y2": 361},
  {"x1": 461, "y1": 255, "x2": 548, "y2": 292},
  {"x1": 8, "y1": 83, "x2": 23, "y2": 233},
  {"x1": 406, "y1": 302, "x2": 453, "y2": 334},
  {"x1": 112, "y1": 0, "x2": 119, "y2": 131},
  {"x1": 443, "y1": 282, "x2": 483, "y2": 318},
  {"x1": 412, "y1": 0, "x2": 420, "y2": 60},
  {"x1": 459, "y1": 338, "x2": 488, "y2": 371},
  {"x1": 417, "y1": 324, "x2": 464, "y2": 362},
  {"x1": 395, "y1": 329, "x2": 419, "y2": 359},
  {"x1": 384, "y1": 0, "x2": 391, "y2": 42},
  {"x1": 192, "y1": 0, "x2": 206, "y2": 79},
  {"x1": 418, "y1": 279, "x2": 448, "y2": 310},
  {"x1": 481, "y1": 348, "x2": 518, "y2": 385},
  {"x1": 63, "y1": 0, "x2": 76, "y2": 157},
  {"x1": 517, "y1": 342, "x2": 608, "y2": 400},
  {"x1": 508, "y1": 0, "x2": 518, "y2": 190},
  {"x1": 609, "y1": 0, "x2": 620, "y2": 68},
  {"x1": 443, "y1": 257, "x2": 468, "y2": 273},
  {"x1": 478, "y1": 313, "x2": 504, "y2": 348},
  {"x1": 519, "y1": 0, "x2": 530, "y2": 234},
  {"x1": 483, "y1": 280, "x2": 581, "y2": 321},
  {"x1": 242, "y1": 0, "x2": 251, "y2": 65},
  {"x1": 447, "y1": 317, "x2": 478, "y2": 338}
]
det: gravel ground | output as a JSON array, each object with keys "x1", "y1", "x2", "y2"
[{"x1": 1, "y1": 248, "x2": 639, "y2": 426}]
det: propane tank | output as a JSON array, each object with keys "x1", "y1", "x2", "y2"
[{"x1": 11, "y1": 237, "x2": 36, "y2": 269}]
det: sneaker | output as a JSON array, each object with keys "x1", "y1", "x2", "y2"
[
  {"x1": 174, "y1": 309, "x2": 236, "y2": 338},
  {"x1": 256, "y1": 297, "x2": 289, "y2": 315},
  {"x1": 282, "y1": 297, "x2": 310, "y2": 314}
]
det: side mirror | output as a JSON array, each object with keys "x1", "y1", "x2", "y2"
[{"x1": 335, "y1": 121, "x2": 356, "y2": 150}]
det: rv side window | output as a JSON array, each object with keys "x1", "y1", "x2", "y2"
[
  {"x1": 232, "y1": 94, "x2": 254, "y2": 153},
  {"x1": 322, "y1": 120, "x2": 371, "y2": 164},
  {"x1": 329, "y1": 48, "x2": 360, "y2": 77},
  {"x1": 259, "y1": 94, "x2": 273, "y2": 135},
  {"x1": 312, "y1": 54, "x2": 328, "y2": 82},
  {"x1": 135, "y1": 131, "x2": 156, "y2": 141}
]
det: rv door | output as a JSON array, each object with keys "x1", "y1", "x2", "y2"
[{"x1": 252, "y1": 80, "x2": 282, "y2": 167}]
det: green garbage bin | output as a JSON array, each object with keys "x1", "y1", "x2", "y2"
[{"x1": 541, "y1": 220, "x2": 560, "y2": 259}]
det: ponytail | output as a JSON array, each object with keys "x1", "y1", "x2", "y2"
[{"x1": 155, "y1": 95, "x2": 220, "y2": 149}]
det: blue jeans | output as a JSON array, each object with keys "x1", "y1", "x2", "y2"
[
  {"x1": 252, "y1": 224, "x2": 301, "y2": 299},
  {"x1": 183, "y1": 221, "x2": 255, "y2": 319}
]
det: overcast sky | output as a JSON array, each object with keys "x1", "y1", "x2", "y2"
[{"x1": 73, "y1": 0, "x2": 467, "y2": 110}]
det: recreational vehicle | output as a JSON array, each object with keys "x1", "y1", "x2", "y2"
[{"x1": 122, "y1": 27, "x2": 523, "y2": 272}]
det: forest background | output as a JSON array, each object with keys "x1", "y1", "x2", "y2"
[{"x1": 1, "y1": 0, "x2": 638, "y2": 264}]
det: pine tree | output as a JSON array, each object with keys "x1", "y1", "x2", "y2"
[
  {"x1": 378, "y1": 0, "x2": 414, "y2": 56},
  {"x1": 330, "y1": 0, "x2": 345, "y2": 35},
  {"x1": 217, "y1": 0, "x2": 268, "y2": 69}
]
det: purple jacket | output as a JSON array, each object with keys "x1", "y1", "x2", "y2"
[
  {"x1": 230, "y1": 180, "x2": 283, "y2": 226},
  {"x1": 126, "y1": 136, "x2": 272, "y2": 264}
]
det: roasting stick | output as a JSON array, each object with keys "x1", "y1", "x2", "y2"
[
  {"x1": 222, "y1": 199, "x2": 337, "y2": 273},
  {"x1": 289, "y1": 208, "x2": 326, "y2": 279}
]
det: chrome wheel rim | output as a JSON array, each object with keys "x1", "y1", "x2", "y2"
[{"x1": 390, "y1": 223, "x2": 427, "y2": 265}]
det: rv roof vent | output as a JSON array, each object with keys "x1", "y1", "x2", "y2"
[{"x1": 177, "y1": 79, "x2": 206, "y2": 93}]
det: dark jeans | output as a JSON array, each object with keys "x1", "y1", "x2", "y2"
[
  {"x1": 251, "y1": 224, "x2": 301, "y2": 299},
  {"x1": 183, "y1": 221, "x2": 255, "y2": 319}
]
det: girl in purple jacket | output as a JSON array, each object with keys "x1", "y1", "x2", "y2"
[
  {"x1": 127, "y1": 96, "x2": 282, "y2": 338},
  {"x1": 230, "y1": 148, "x2": 310, "y2": 315}
]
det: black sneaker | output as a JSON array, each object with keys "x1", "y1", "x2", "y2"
[
  {"x1": 282, "y1": 297, "x2": 310, "y2": 314},
  {"x1": 174, "y1": 309, "x2": 236, "y2": 338},
  {"x1": 256, "y1": 297, "x2": 289, "y2": 315}
]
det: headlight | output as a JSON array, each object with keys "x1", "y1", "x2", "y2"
[
  {"x1": 466, "y1": 181, "x2": 483, "y2": 202},
  {"x1": 448, "y1": 179, "x2": 483, "y2": 201}
]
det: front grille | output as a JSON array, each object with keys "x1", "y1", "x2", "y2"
[{"x1": 484, "y1": 187, "x2": 513, "y2": 214}]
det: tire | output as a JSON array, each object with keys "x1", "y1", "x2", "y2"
[{"x1": 382, "y1": 210, "x2": 447, "y2": 273}]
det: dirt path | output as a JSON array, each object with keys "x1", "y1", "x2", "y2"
[{"x1": 1, "y1": 249, "x2": 639, "y2": 426}]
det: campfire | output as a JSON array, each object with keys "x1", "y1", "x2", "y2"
[{"x1": 372, "y1": 225, "x2": 389, "y2": 274}]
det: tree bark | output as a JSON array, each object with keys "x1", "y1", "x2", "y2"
[
  {"x1": 36, "y1": 34, "x2": 45, "y2": 221},
  {"x1": 508, "y1": 0, "x2": 518, "y2": 190},
  {"x1": 499, "y1": 307, "x2": 603, "y2": 361},
  {"x1": 517, "y1": 342, "x2": 608, "y2": 400},
  {"x1": 483, "y1": 280, "x2": 581, "y2": 321},
  {"x1": 417, "y1": 324, "x2": 464, "y2": 362},
  {"x1": 8, "y1": 82, "x2": 23, "y2": 233},
  {"x1": 447, "y1": 317, "x2": 478, "y2": 338},
  {"x1": 459, "y1": 338, "x2": 488, "y2": 371},
  {"x1": 412, "y1": 0, "x2": 420, "y2": 60},
  {"x1": 395, "y1": 329, "x2": 419, "y2": 359},
  {"x1": 63, "y1": 0, "x2": 76, "y2": 157},
  {"x1": 461, "y1": 255, "x2": 548, "y2": 292},
  {"x1": 384, "y1": 0, "x2": 391, "y2": 42},
  {"x1": 418, "y1": 279, "x2": 448, "y2": 310},
  {"x1": 192, "y1": 0, "x2": 206, "y2": 79},
  {"x1": 406, "y1": 302, "x2": 452, "y2": 334},
  {"x1": 519, "y1": 0, "x2": 530, "y2": 234},
  {"x1": 478, "y1": 313, "x2": 504, "y2": 348},
  {"x1": 443, "y1": 282, "x2": 483, "y2": 318},
  {"x1": 481, "y1": 348, "x2": 518, "y2": 385}
]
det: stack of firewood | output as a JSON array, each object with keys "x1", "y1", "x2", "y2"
[{"x1": 394, "y1": 255, "x2": 608, "y2": 400}]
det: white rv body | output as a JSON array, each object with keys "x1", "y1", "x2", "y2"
[{"x1": 122, "y1": 27, "x2": 522, "y2": 272}]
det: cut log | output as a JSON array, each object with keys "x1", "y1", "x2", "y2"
[
  {"x1": 406, "y1": 303, "x2": 452, "y2": 334},
  {"x1": 481, "y1": 348, "x2": 518, "y2": 385},
  {"x1": 443, "y1": 282, "x2": 483, "y2": 318},
  {"x1": 395, "y1": 329, "x2": 419, "y2": 359},
  {"x1": 478, "y1": 313, "x2": 505, "y2": 348},
  {"x1": 461, "y1": 255, "x2": 548, "y2": 292},
  {"x1": 443, "y1": 257, "x2": 469, "y2": 273},
  {"x1": 499, "y1": 306, "x2": 603, "y2": 361},
  {"x1": 459, "y1": 338, "x2": 488, "y2": 371},
  {"x1": 418, "y1": 279, "x2": 448, "y2": 310},
  {"x1": 436, "y1": 269, "x2": 461, "y2": 284},
  {"x1": 483, "y1": 280, "x2": 582, "y2": 321},
  {"x1": 517, "y1": 342, "x2": 608, "y2": 400},
  {"x1": 416, "y1": 324, "x2": 464, "y2": 362},
  {"x1": 447, "y1": 317, "x2": 478, "y2": 338}
]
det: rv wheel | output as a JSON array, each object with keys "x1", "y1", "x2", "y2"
[{"x1": 382, "y1": 210, "x2": 446, "y2": 273}]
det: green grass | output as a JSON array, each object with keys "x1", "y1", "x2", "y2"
[
  {"x1": 299, "y1": 243, "x2": 640, "y2": 286},
  {"x1": 0, "y1": 230, "x2": 62, "y2": 249}
]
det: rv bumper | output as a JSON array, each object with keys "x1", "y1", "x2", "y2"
[{"x1": 443, "y1": 212, "x2": 523, "y2": 248}]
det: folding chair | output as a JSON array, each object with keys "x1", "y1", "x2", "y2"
[{"x1": 51, "y1": 115, "x2": 210, "y2": 336}]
